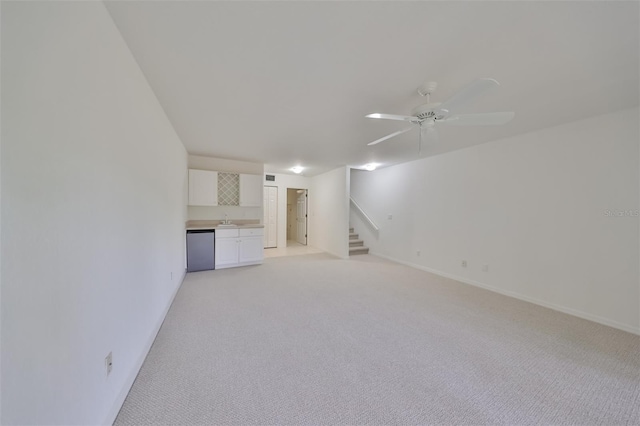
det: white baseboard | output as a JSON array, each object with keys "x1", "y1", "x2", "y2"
[
  {"x1": 323, "y1": 247, "x2": 349, "y2": 260},
  {"x1": 103, "y1": 269, "x2": 186, "y2": 425},
  {"x1": 371, "y1": 251, "x2": 640, "y2": 336}
]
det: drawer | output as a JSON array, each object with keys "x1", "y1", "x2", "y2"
[
  {"x1": 240, "y1": 228, "x2": 264, "y2": 237},
  {"x1": 215, "y1": 229, "x2": 239, "y2": 238}
]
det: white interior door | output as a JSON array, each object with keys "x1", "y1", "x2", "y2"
[
  {"x1": 287, "y1": 203, "x2": 296, "y2": 241},
  {"x1": 263, "y1": 186, "x2": 277, "y2": 248},
  {"x1": 296, "y1": 190, "x2": 307, "y2": 245}
]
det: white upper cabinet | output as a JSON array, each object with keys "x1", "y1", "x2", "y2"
[
  {"x1": 190, "y1": 170, "x2": 261, "y2": 207},
  {"x1": 188, "y1": 169, "x2": 218, "y2": 206},
  {"x1": 239, "y1": 174, "x2": 263, "y2": 207}
]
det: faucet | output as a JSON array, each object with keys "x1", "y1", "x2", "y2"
[{"x1": 223, "y1": 213, "x2": 231, "y2": 225}]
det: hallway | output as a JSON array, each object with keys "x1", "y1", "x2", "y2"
[{"x1": 263, "y1": 240, "x2": 323, "y2": 259}]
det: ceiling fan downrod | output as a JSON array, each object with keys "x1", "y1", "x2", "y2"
[{"x1": 417, "y1": 81, "x2": 438, "y2": 99}]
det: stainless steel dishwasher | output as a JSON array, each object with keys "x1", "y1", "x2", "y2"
[{"x1": 186, "y1": 229, "x2": 215, "y2": 272}]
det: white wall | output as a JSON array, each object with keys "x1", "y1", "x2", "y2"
[
  {"x1": 188, "y1": 154, "x2": 263, "y2": 221},
  {"x1": 311, "y1": 167, "x2": 350, "y2": 259},
  {"x1": 351, "y1": 107, "x2": 640, "y2": 334},
  {"x1": 263, "y1": 173, "x2": 312, "y2": 249},
  {"x1": 1, "y1": 2, "x2": 188, "y2": 424},
  {"x1": 0, "y1": 2, "x2": 3, "y2": 420},
  {"x1": 189, "y1": 155, "x2": 263, "y2": 175}
]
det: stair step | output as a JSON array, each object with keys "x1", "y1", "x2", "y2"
[
  {"x1": 349, "y1": 227, "x2": 354, "y2": 233},
  {"x1": 349, "y1": 239, "x2": 364, "y2": 247},
  {"x1": 349, "y1": 246, "x2": 369, "y2": 255},
  {"x1": 349, "y1": 233, "x2": 359, "y2": 240}
]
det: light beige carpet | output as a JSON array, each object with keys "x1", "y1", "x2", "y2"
[{"x1": 115, "y1": 253, "x2": 640, "y2": 425}]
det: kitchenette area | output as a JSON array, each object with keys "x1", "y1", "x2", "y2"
[
  {"x1": 185, "y1": 155, "x2": 265, "y2": 272},
  {"x1": 186, "y1": 221, "x2": 264, "y2": 272}
]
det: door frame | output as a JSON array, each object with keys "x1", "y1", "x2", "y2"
[{"x1": 295, "y1": 189, "x2": 308, "y2": 246}]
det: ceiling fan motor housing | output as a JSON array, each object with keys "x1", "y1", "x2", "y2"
[{"x1": 411, "y1": 102, "x2": 443, "y2": 120}]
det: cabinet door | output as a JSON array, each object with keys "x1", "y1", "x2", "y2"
[
  {"x1": 189, "y1": 169, "x2": 218, "y2": 206},
  {"x1": 215, "y1": 238, "x2": 239, "y2": 268},
  {"x1": 239, "y1": 236, "x2": 264, "y2": 263},
  {"x1": 239, "y1": 174, "x2": 263, "y2": 207}
]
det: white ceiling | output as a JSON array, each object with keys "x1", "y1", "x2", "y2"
[{"x1": 104, "y1": 1, "x2": 639, "y2": 176}]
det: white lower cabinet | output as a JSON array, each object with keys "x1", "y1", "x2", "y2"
[
  {"x1": 215, "y1": 228, "x2": 264, "y2": 269},
  {"x1": 215, "y1": 237, "x2": 240, "y2": 268},
  {"x1": 239, "y1": 236, "x2": 264, "y2": 263}
]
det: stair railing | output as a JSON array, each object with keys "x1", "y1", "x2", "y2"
[{"x1": 350, "y1": 196, "x2": 379, "y2": 233}]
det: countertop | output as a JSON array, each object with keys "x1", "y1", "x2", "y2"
[{"x1": 185, "y1": 220, "x2": 264, "y2": 231}]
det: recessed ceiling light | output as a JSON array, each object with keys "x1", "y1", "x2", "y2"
[
  {"x1": 363, "y1": 163, "x2": 380, "y2": 171},
  {"x1": 291, "y1": 166, "x2": 304, "y2": 174}
]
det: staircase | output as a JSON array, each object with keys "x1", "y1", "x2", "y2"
[{"x1": 349, "y1": 227, "x2": 370, "y2": 255}]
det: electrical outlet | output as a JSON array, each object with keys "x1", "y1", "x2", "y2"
[
  {"x1": 416, "y1": 250, "x2": 421, "y2": 256},
  {"x1": 482, "y1": 264, "x2": 489, "y2": 272},
  {"x1": 387, "y1": 214, "x2": 393, "y2": 220},
  {"x1": 105, "y1": 352, "x2": 113, "y2": 377},
  {"x1": 461, "y1": 260, "x2": 467, "y2": 268}
]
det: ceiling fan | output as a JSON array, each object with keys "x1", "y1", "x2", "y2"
[{"x1": 366, "y1": 78, "x2": 514, "y2": 150}]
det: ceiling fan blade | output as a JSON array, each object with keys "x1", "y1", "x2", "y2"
[
  {"x1": 439, "y1": 112, "x2": 515, "y2": 126},
  {"x1": 437, "y1": 78, "x2": 500, "y2": 115},
  {"x1": 366, "y1": 113, "x2": 418, "y2": 122},
  {"x1": 367, "y1": 127, "x2": 413, "y2": 146}
]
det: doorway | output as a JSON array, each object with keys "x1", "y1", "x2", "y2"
[{"x1": 287, "y1": 188, "x2": 307, "y2": 246}]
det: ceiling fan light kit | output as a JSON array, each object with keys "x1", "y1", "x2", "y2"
[{"x1": 365, "y1": 78, "x2": 515, "y2": 149}]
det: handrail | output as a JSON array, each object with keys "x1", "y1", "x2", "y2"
[{"x1": 350, "y1": 196, "x2": 379, "y2": 232}]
